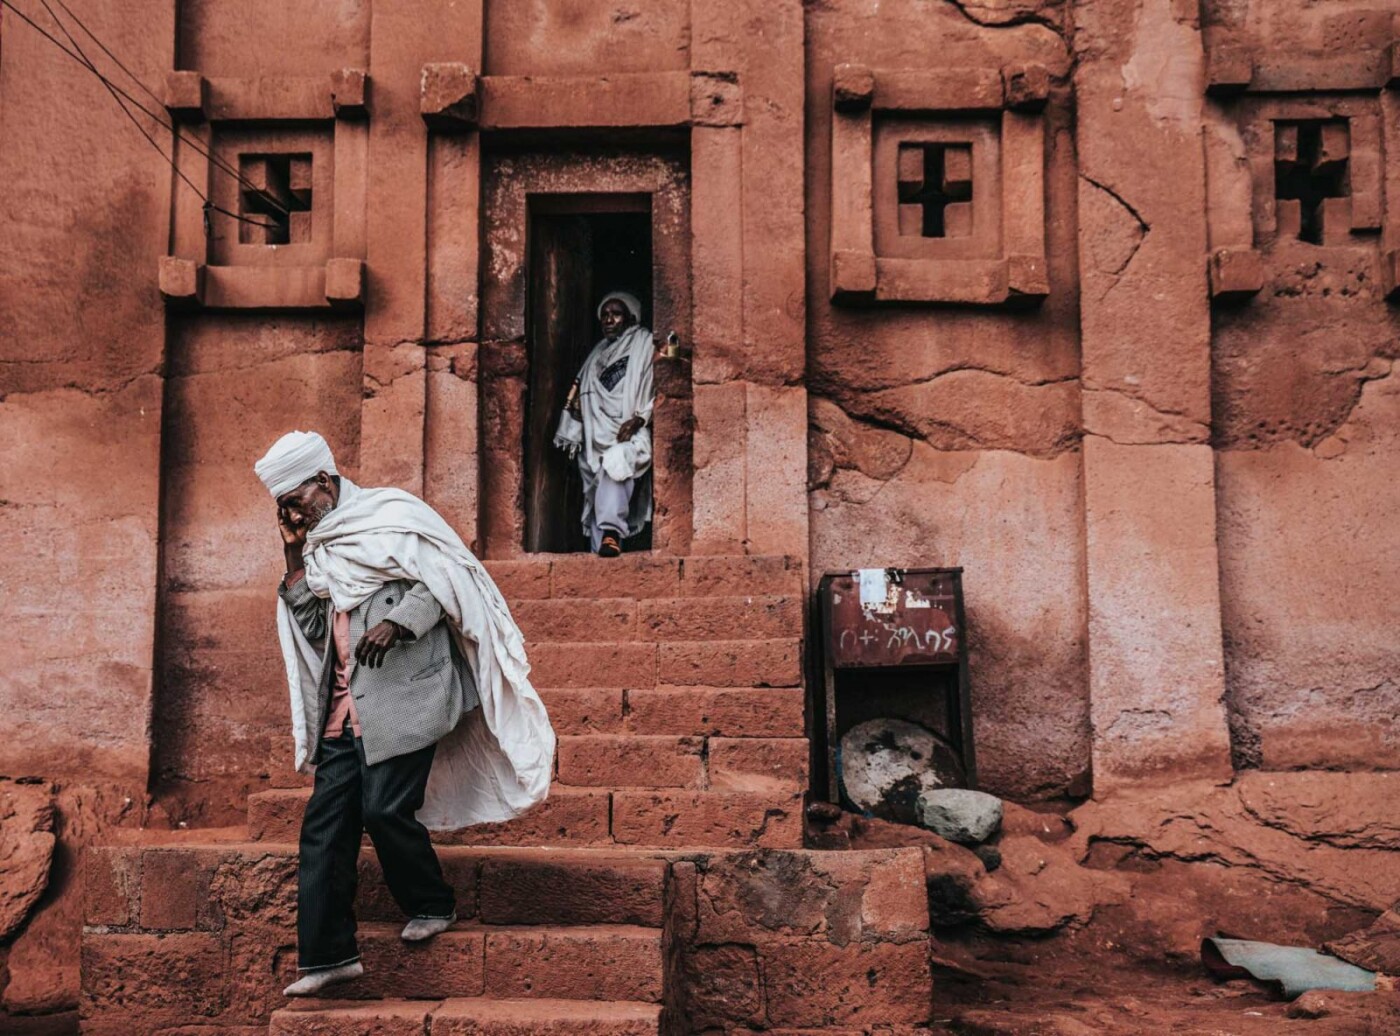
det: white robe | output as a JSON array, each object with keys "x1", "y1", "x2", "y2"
[
  {"x1": 275, "y1": 478, "x2": 556, "y2": 829},
  {"x1": 571, "y1": 324, "x2": 655, "y2": 538}
]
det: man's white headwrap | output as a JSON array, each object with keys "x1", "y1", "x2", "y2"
[
  {"x1": 596, "y1": 291, "x2": 642, "y2": 323},
  {"x1": 255, "y1": 431, "x2": 338, "y2": 498}
]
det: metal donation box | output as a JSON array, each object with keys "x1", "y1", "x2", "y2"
[{"x1": 815, "y1": 567, "x2": 975, "y2": 809}]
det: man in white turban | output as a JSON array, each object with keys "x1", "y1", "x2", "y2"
[
  {"x1": 553, "y1": 291, "x2": 655, "y2": 556},
  {"x1": 254, "y1": 431, "x2": 554, "y2": 997}
]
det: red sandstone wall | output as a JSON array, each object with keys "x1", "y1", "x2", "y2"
[
  {"x1": 1204, "y1": 1, "x2": 1400, "y2": 770},
  {"x1": 0, "y1": 1, "x2": 174, "y2": 1019},
  {"x1": 154, "y1": 315, "x2": 362, "y2": 824},
  {"x1": 804, "y1": 1, "x2": 1091, "y2": 801}
]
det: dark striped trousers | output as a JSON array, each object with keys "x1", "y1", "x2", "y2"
[{"x1": 296, "y1": 729, "x2": 455, "y2": 970}]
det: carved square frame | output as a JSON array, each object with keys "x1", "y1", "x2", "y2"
[
  {"x1": 159, "y1": 70, "x2": 369, "y2": 310},
  {"x1": 829, "y1": 62, "x2": 1049, "y2": 306},
  {"x1": 1203, "y1": 33, "x2": 1400, "y2": 301}
]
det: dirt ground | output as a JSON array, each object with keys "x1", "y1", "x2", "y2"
[{"x1": 931, "y1": 935, "x2": 1400, "y2": 1035}]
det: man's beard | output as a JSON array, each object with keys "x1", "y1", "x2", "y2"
[{"x1": 306, "y1": 500, "x2": 334, "y2": 529}]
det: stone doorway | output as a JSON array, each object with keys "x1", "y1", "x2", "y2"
[
  {"x1": 525, "y1": 196, "x2": 653, "y2": 553},
  {"x1": 479, "y1": 150, "x2": 692, "y2": 559}
]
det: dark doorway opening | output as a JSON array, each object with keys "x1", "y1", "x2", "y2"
[{"x1": 525, "y1": 195, "x2": 654, "y2": 553}]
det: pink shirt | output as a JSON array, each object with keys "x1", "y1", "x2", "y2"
[{"x1": 287, "y1": 572, "x2": 361, "y2": 738}]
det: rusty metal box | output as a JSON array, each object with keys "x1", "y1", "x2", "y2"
[{"x1": 815, "y1": 567, "x2": 976, "y2": 806}]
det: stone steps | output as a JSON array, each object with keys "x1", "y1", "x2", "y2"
[
  {"x1": 278, "y1": 921, "x2": 664, "y2": 1003},
  {"x1": 85, "y1": 842, "x2": 672, "y2": 932},
  {"x1": 247, "y1": 784, "x2": 803, "y2": 849},
  {"x1": 270, "y1": 997, "x2": 662, "y2": 1035},
  {"x1": 511, "y1": 595, "x2": 804, "y2": 643},
  {"x1": 485, "y1": 554, "x2": 804, "y2": 603},
  {"x1": 525, "y1": 638, "x2": 803, "y2": 688}
]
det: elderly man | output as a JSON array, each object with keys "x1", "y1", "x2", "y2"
[
  {"x1": 255, "y1": 431, "x2": 554, "y2": 997},
  {"x1": 554, "y1": 290, "x2": 655, "y2": 557}
]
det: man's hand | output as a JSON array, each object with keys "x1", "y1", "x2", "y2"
[
  {"x1": 355, "y1": 620, "x2": 404, "y2": 669},
  {"x1": 278, "y1": 506, "x2": 307, "y2": 547},
  {"x1": 616, "y1": 416, "x2": 645, "y2": 443}
]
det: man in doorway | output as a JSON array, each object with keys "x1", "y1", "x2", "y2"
[
  {"x1": 553, "y1": 290, "x2": 655, "y2": 556},
  {"x1": 255, "y1": 431, "x2": 555, "y2": 997}
]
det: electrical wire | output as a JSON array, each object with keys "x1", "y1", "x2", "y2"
[
  {"x1": 42, "y1": 0, "x2": 290, "y2": 217},
  {"x1": 0, "y1": 0, "x2": 290, "y2": 230}
]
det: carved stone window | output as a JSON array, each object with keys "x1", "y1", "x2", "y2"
[
  {"x1": 1201, "y1": 37, "x2": 1400, "y2": 300},
  {"x1": 158, "y1": 69, "x2": 368, "y2": 310},
  {"x1": 896, "y1": 143, "x2": 972, "y2": 238},
  {"x1": 829, "y1": 62, "x2": 1049, "y2": 307},
  {"x1": 238, "y1": 153, "x2": 314, "y2": 245}
]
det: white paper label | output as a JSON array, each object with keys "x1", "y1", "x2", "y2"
[{"x1": 857, "y1": 568, "x2": 887, "y2": 607}]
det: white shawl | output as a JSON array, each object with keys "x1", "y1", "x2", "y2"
[
  {"x1": 554, "y1": 324, "x2": 655, "y2": 535},
  {"x1": 275, "y1": 478, "x2": 555, "y2": 829}
]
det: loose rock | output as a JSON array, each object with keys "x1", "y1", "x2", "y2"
[{"x1": 918, "y1": 788, "x2": 1004, "y2": 845}]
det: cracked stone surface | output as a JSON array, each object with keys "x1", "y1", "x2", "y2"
[{"x1": 0, "y1": 781, "x2": 55, "y2": 941}]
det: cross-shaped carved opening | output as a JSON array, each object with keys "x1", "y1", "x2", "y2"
[
  {"x1": 1274, "y1": 120, "x2": 1348, "y2": 246},
  {"x1": 896, "y1": 143, "x2": 973, "y2": 238},
  {"x1": 238, "y1": 153, "x2": 313, "y2": 245}
]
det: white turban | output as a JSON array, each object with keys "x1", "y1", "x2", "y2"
[
  {"x1": 255, "y1": 430, "x2": 338, "y2": 498},
  {"x1": 597, "y1": 291, "x2": 642, "y2": 323}
]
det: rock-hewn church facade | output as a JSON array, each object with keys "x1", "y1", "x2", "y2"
[{"x1": 2, "y1": 0, "x2": 1398, "y2": 1030}]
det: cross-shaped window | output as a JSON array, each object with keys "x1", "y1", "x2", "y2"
[
  {"x1": 1274, "y1": 120, "x2": 1348, "y2": 246},
  {"x1": 896, "y1": 143, "x2": 973, "y2": 238},
  {"x1": 238, "y1": 153, "x2": 314, "y2": 246}
]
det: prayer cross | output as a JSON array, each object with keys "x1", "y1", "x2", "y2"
[
  {"x1": 238, "y1": 153, "x2": 314, "y2": 245},
  {"x1": 897, "y1": 142, "x2": 973, "y2": 238},
  {"x1": 1273, "y1": 120, "x2": 1348, "y2": 245}
]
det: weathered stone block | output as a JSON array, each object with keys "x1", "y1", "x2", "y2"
[
  {"x1": 1209, "y1": 248, "x2": 1263, "y2": 301},
  {"x1": 329, "y1": 68, "x2": 368, "y2": 119},
  {"x1": 555, "y1": 735, "x2": 705, "y2": 788},
  {"x1": 1002, "y1": 62, "x2": 1049, "y2": 112},
  {"x1": 708, "y1": 737, "x2": 809, "y2": 792},
  {"x1": 483, "y1": 926, "x2": 663, "y2": 1002},
  {"x1": 658, "y1": 639, "x2": 802, "y2": 687},
  {"x1": 323, "y1": 258, "x2": 365, "y2": 308},
  {"x1": 528, "y1": 642, "x2": 657, "y2": 687},
  {"x1": 513, "y1": 598, "x2": 638, "y2": 643},
  {"x1": 477, "y1": 853, "x2": 666, "y2": 927},
  {"x1": 83, "y1": 846, "x2": 137, "y2": 928},
  {"x1": 760, "y1": 939, "x2": 932, "y2": 1027},
  {"x1": 691, "y1": 70, "x2": 742, "y2": 126},
  {"x1": 421, "y1": 62, "x2": 479, "y2": 129},
  {"x1": 537, "y1": 687, "x2": 626, "y2": 734},
  {"x1": 163, "y1": 70, "x2": 206, "y2": 120},
  {"x1": 81, "y1": 932, "x2": 227, "y2": 1025},
  {"x1": 139, "y1": 849, "x2": 206, "y2": 931},
  {"x1": 612, "y1": 791, "x2": 803, "y2": 848},
  {"x1": 158, "y1": 257, "x2": 203, "y2": 307},
  {"x1": 625, "y1": 687, "x2": 805, "y2": 737},
  {"x1": 1206, "y1": 41, "x2": 1254, "y2": 94},
  {"x1": 270, "y1": 1001, "x2": 432, "y2": 1036},
  {"x1": 832, "y1": 63, "x2": 874, "y2": 112}
]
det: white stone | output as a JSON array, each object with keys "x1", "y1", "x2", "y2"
[{"x1": 918, "y1": 788, "x2": 1004, "y2": 845}]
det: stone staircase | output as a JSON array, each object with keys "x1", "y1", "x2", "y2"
[
  {"x1": 247, "y1": 554, "x2": 810, "y2": 850},
  {"x1": 81, "y1": 554, "x2": 820, "y2": 1035}
]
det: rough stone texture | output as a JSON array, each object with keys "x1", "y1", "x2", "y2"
[
  {"x1": 917, "y1": 789, "x2": 1004, "y2": 846},
  {"x1": 0, "y1": 782, "x2": 55, "y2": 940},
  {"x1": 9, "y1": 0, "x2": 1400, "y2": 1029},
  {"x1": 1216, "y1": 366, "x2": 1400, "y2": 769},
  {"x1": 1074, "y1": 0, "x2": 1233, "y2": 791},
  {"x1": 0, "y1": 0, "x2": 172, "y2": 790},
  {"x1": 806, "y1": 0, "x2": 1087, "y2": 803},
  {"x1": 812, "y1": 446, "x2": 1090, "y2": 800},
  {"x1": 672, "y1": 849, "x2": 933, "y2": 1031},
  {"x1": 153, "y1": 315, "x2": 362, "y2": 825}
]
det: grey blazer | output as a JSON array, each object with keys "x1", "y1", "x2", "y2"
[{"x1": 279, "y1": 575, "x2": 480, "y2": 766}]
